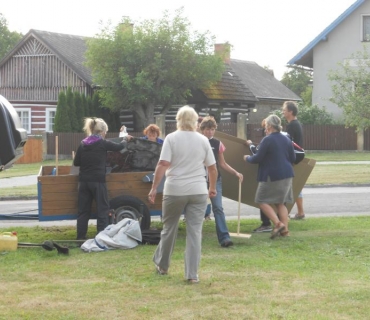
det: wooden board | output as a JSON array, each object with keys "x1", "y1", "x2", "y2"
[
  {"x1": 38, "y1": 166, "x2": 162, "y2": 219},
  {"x1": 214, "y1": 131, "x2": 316, "y2": 213}
]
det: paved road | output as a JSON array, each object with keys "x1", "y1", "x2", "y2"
[{"x1": 1, "y1": 186, "x2": 369, "y2": 227}]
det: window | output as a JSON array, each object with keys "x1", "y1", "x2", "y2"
[
  {"x1": 362, "y1": 15, "x2": 370, "y2": 41},
  {"x1": 16, "y1": 109, "x2": 31, "y2": 133},
  {"x1": 46, "y1": 108, "x2": 56, "y2": 132}
]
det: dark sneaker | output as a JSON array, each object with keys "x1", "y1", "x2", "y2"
[
  {"x1": 221, "y1": 239, "x2": 234, "y2": 247},
  {"x1": 253, "y1": 225, "x2": 273, "y2": 233}
]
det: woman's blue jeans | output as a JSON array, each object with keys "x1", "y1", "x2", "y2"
[{"x1": 210, "y1": 177, "x2": 231, "y2": 244}]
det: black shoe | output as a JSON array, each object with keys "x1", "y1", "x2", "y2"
[
  {"x1": 253, "y1": 225, "x2": 272, "y2": 233},
  {"x1": 221, "y1": 239, "x2": 234, "y2": 247}
]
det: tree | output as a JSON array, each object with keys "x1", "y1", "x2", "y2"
[
  {"x1": 85, "y1": 9, "x2": 225, "y2": 131},
  {"x1": 66, "y1": 87, "x2": 79, "y2": 132},
  {"x1": 328, "y1": 46, "x2": 370, "y2": 130},
  {"x1": 54, "y1": 91, "x2": 72, "y2": 132},
  {"x1": 74, "y1": 91, "x2": 83, "y2": 131},
  {"x1": 281, "y1": 68, "x2": 312, "y2": 98},
  {"x1": 0, "y1": 14, "x2": 22, "y2": 60}
]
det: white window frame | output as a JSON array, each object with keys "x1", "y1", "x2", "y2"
[
  {"x1": 45, "y1": 108, "x2": 57, "y2": 132},
  {"x1": 361, "y1": 15, "x2": 370, "y2": 42},
  {"x1": 16, "y1": 108, "x2": 31, "y2": 134}
]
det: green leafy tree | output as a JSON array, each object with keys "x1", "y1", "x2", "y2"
[
  {"x1": 273, "y1": 102, "x2": 333, "y2": 125},
  {"x1": 281, "y1": 68, "x2": 312, "y2": 98},
  {"x1": 328, "y1": 46, "x2": 370, "y2": 130},
  {"x1": 81, "y1": 93, "x2": 89, "y2": 118},
  {"x1": 0, "y1": 14, "x2": 22, "y2": 60},
  {"x1": 85, "y1": 9, "x2": 225, "y2": 131},
  {"x1": 90, "y1": 92, "x2": 100, "y2": 117},
  {"x1": 66, "y1": 87, "x2": 79, "y2": 132},
  {"x1": 301, "y1": 86, "x2": 312, "y2": 106},
  {"x1": 54, "y1": 91, "x2": 72, "y2": 132},
  {"x1": 86, "y1": 96, "x2": 93, "y2": 117},
  {"x1": 73, "y1": 91, "x2": 83, "y2": 131}
]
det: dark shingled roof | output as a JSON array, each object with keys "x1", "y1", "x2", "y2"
[
  {"x1": 201, "y1": 64, "x2": 258, "y2": 103},
  {"x1": 31, "y1": 30, "x2": 93, "y2": 85},
  {"x1": 230, "y1": 59, "x2": 301, "y2": 101}
]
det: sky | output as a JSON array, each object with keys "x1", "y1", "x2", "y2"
[{"x1": 0, "y1": 0, "x2": 357, "y2": 80}]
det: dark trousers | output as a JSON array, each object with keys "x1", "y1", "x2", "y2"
[
  {"x1": 77, "y1": 181, "x2": 110, "y2": 239},
  {"x1": 260, "y1": 210, "x2": 271, "y2": 226}
]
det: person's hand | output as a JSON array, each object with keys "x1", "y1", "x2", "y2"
[
  {"x1": 208, "y1": 188, "x2": 217, "y2": 198},
  {"x1": 148, "y1": 188, "x2": 157, "y2": 204},
  {"x1": 236, "y1": 172, "x2": 243, "y2": 182},
  {"x1": 245, "y1": 140, "x2": 253, "y2": 146},
  {"x1": 243, "y1": 155, "x2": 249, "y2": 161},
  {"x1": 125, "y1": 135, "x2": 134, "y2": 141}
]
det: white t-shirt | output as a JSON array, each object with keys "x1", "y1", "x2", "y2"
[{"x1": 160, "y1": 130, "x2": 216, "y2": 196}]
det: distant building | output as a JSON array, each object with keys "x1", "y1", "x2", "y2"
[{"x1": 287, "y1": 0, "x2": 370, "y2": 118}]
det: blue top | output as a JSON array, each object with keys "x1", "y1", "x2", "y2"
[
  {"x1": 246, "y1": 132, "x2": 295, "y2": 182},
  {"x1": 142, "y1": 136, "x2": 164, "y2": 144}
]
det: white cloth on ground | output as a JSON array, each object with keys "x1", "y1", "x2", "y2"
[{"x1": 80, "y1": 218, "x2": 142, "y2": 252}]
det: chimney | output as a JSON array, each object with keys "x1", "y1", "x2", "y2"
[{"x1": 214, "y1": 43, "x2": 230, "y2": 64}]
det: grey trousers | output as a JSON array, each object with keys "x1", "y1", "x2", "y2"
[{"x1": 153, "y1": 194, "x2": 207, "y2": 280}]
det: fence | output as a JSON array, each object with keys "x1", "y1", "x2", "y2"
[
  {"x1": 247, "y1": 124, "x2": 370, "y2": 151},
  {"x1": 15, "y1": 136, "x2": 43, "y2": 164},
  {"x1": 16, "y1": 124, "x2": 368, "y2": 162}
]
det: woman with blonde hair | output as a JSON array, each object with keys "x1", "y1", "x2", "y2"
[
  {"x1": 243, "y1": 114, "x2": 295, "y2": 238},
  {"x1": 73, "y1": 117, "x2": 132, "y2": 240},
  {"x1": 148, "y1": 105, "x2": 217, "y2": 283}
]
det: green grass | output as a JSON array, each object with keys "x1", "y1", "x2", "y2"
[
  {"x1": 1, "y1": 218, "x2": 370, "y2": 319},
  {"x1": 306, "y1": 151, "x2": 370, "y2": 161},
  {"x1": 0, "y1": 159, "x2": 72, "y2": 178}
]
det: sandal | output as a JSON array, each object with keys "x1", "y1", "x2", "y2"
[
  {"x1": 155, "y1": 265, "x2": 167, "y2": 275},
  {"x1": 270, "y1": 222, "x2": 285, "y2": 239},
  {"x1": 280, "y1": 230, "x2": 290, "y2": 237},
  {"x1": 293, "y1": 213, "x2": 305, "y2": 220}
]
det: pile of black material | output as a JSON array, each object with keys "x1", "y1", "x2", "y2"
[
  {"x1": 106, "y1": 137, "x2": 162, "y2": 173},
  {"x1": 139, "y1": 229, "x2": 162, "y2": 245}
]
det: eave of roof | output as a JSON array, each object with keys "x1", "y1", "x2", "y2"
[{"x1": 287, "y1": 0, "x2": 365, "y2": 68}]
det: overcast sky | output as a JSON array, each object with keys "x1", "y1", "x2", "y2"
[{"x1": 1, "y1": 0, "x2": 357, "y2": 79}]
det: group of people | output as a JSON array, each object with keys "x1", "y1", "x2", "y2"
[{"x1": 73, "y1": 101, "x2": 303, "y2": 283}]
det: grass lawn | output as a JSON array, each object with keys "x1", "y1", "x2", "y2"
[{"x1": 1, "y1": 218, "x2": 370, "y2": 319}]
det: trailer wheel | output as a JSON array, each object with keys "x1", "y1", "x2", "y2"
[{"x1": 109, "y1": 195, "x2": 151, "y2": 230}]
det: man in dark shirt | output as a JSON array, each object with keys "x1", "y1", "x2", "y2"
[{"x1": 282, "y1": 101, "x2": 305, "y2": 219}]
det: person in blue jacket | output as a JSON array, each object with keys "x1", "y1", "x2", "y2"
[{"x1": 243, "y1": 115, "x2": 295, "y2": 239}]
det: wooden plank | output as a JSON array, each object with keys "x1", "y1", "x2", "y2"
[
  {"x1": 42, "y1": 200, "x2": 77, "y2": 210},
  {"x1": 40, "y1": 192, "x2": 78, "y2": 201},
  {"x1": 41, "y1": 184, "x2": 78, "y2": 193}
]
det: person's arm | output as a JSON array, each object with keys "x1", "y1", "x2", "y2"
[
  {"x1": 73, "y1": 145, "x2": 81, "y2": 167},
  {"x1": 148, "y1": 160, "x2": 170, "y2": 204},
  {"x1": 207, "y1": 164, "x2": 217, "y2": 198},
  {"x1": 218, "y1": 153, "x2": 243, "y2": 182}
]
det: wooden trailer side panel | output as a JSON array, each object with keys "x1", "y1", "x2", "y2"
[{"x1": 38, "y1": 166, "x2": 161, "y2": 221}]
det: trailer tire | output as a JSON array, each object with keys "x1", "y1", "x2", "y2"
[{"x1": 109, "y1": 195, "x2": 151, "y2": 230}]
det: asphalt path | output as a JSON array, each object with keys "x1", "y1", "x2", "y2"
[{"x1": 1, "y1": 186, "x2": 369, "y2": 227}]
